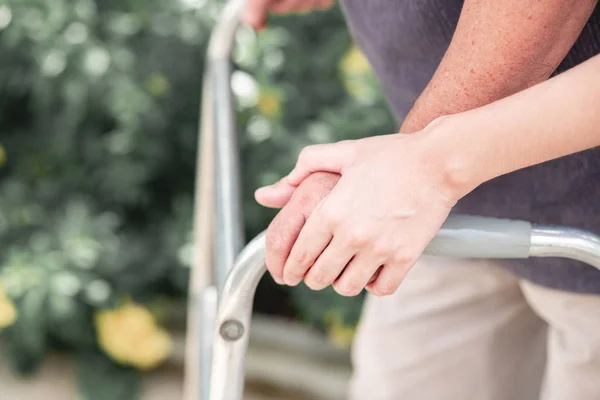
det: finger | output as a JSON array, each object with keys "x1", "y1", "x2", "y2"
[
  {"x1": 264, "y1": 172, "x2": 337, "y2": 283},
  {"x1": 368, "y1": 266, "x2": 382, "y2": 284},
  {"x1": 286, "y1": 141, "x2": 356, "y2": 186},
  {"x1": 270, "y1": 0, "x2": 309, "y2": 14},
  {"x1": 303, "y1": 235, "x2": 355, "y2": 291},
  {"x1": 366, "y1": 262, "x2": 410, "y2": 297},
  {"x1": 282, "y1": 208, "x2": 333, "y2": 286},
  {"x1": 255, "y1": 153, "x2": 335, "y2": 208},
  {"x1": 333, "y1": 254, "x2": 381, "y2": 297},
  {"x1": 243, "y1": 0, "x2": 272, "y2": 29},
  {"x1": 265, "y1": 205, "x2": 306, "y2": 284},
  {"x1": 314, "y1": 0, "x2": 334, "y2": 10},
  {"x1": 255, "y1": 179, "x2": 297, "y2": 208},
  {"x1": 255, "y1": 170, "x2": 340, "y2": 209}
]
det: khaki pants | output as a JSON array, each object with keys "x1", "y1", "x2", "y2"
[{"x1": 349, "y1": 256, "x2": 600, "y2": 400}]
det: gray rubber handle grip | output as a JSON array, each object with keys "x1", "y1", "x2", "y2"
[{"x1": 425, "y1": 214, "x2": 532, "y2": 259}]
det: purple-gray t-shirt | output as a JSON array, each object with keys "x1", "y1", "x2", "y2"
[{"x1": 340, "y1": 0, "x2": 600, "y2": 294}]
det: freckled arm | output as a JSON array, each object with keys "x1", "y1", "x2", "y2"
[{"x1": 399, "y1": 0, "x2": 598, "y2": 133}]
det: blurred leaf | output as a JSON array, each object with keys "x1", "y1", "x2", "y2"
[
  {"x1": 76, "y1": 350, "x2": 141, "y2": 400},
  {"x1": 6, "y1": 286, "x2": 48, "y2": 374}
]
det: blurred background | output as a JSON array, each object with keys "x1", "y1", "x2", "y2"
[{"x1": 0, "y1": 0, "x2": 397, "y2": 398}]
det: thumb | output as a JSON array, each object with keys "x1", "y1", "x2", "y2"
[
  {"x1": 254, "y1": 178, "x2": 297, "y2": 208},
  {"x1": 286, "y1": 141, "x2": 356, "y2": 186},
  {"x1": 255, "y1": 141, "x2": 356, "y2": 208},
  {"x1": 243, "y1": 0, "x2": 272, "y2": 30}
]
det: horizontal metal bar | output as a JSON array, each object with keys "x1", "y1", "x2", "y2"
[
  {"x1": 208, "y1": 218, "x2": 600, "y2": 400},
  {"x1": 530, "y1": 225, "x2": 600, "y2": 269},
  {"x1": 424, "y1": 214, "x2": 532, "y2": 258}
]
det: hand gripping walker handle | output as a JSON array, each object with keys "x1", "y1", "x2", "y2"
[
  {"x1": 203, "y1": 1, "x2": 600, "y2": 399},
  {"x1": 208, "y1": 213, "x2": 600, "y2": 400}
]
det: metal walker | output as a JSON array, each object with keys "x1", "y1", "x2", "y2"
[{"x1": 186, "y1": 1, "x2": 600, "y2": 399}]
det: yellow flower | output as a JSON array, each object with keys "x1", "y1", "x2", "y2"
[
  {"x1": 257, "y1": 89, "x2": 282, "y2": 119},
  {"x1": 340, "y1": 46, "x2": 371, "y2": 76},
  {"x1": 95, "y1": 300, "x2": 172, "y2": 370},
  {"x1": 127, "y1": 329, "x2": 173, "y2": 370},
  {"x1": 339, "y1": 46, "x2": 377, "y2": 101},
  {"x1": 0, "y1": 282, "x2": 17, "y2": 329}
]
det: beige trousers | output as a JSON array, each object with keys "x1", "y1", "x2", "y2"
[{"x1": 348, "y1": 256, "x2": 600, "y2": 400}]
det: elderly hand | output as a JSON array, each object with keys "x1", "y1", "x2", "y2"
[
  {"x1": 256, "y1": 127, "x2": 470, "y2": 296},
  {"x1": 243, "y1": 0, "x2": 335, "y2": 30},
  {"x1": 257, "y1": 172, "x2": 340, "y2": 285}
]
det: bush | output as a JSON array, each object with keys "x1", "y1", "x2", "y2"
[{"x1": 0, "y1": 0, "x2": 396, "y2": 398}]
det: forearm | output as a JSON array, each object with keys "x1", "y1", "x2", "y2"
[
  {"x1": 433, "y1": 54, "x2": 600, "y2": 196},
  {"x1": 400, "y1": 0, "x2": 597, "y2": 133}
]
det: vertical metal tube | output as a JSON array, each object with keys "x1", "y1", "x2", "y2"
[
  {"x1": 184, "y1": 67, "x2": 218, "y2": 400},
  {"x1": 184, "y1": 2, "x2": 246, "y2": 400},
  {"x1": 199, "y1": 286, "x2": 218, "y2": 399},
  {"x1": 212, "y1": 59, "x2": 245, "y2": 291},
  {"x1": 208, "y1": 0, "x2": 246, "y2": 292}
]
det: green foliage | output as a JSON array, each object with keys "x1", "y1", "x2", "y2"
[
  {"x1": 0, "y1": 0, "x2": 396, "y2": 397},
  {"x1": 77, "y1": 350, "x2": 141, "y2": 400}
]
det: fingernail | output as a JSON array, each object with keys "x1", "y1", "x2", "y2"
[
  {"x1": 255, "y1": 185, "x2": 276, "y2": 197},
  {"x1": 256, "y1": 184, "x2": 272, "y2": 192}
]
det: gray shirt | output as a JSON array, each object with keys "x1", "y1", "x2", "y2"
[{"x1": 340, "y1": 0, "x2": 600, "y2": 294}]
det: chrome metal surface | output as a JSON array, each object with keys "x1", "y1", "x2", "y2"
[
  {"x1": 208, "y1": 232, "x2": 267, "y2": 400},
  {"x1": 424, "y1": 214, "x2": 532, "y2": 259},
  {"x1": 199, "y1": 2, "x2": 600, "y2": 400},
  {"x1": 212, "y1": 59, "x2": 245, "y2": 290},
  {"x1": 207, "y1": 0, "x2": 247, "y2": 291},
  {"x1": 187, "y1": 1, "x2": 245, "y2": 399},
  {"x1": 208, "y1": 222, "x2": 600, "y2": 400},
  {"x1": 200, "y1": 287, "x2": 218, "y2": 400},
  {"x1": 530, "y1": 226, "x2": 600, "y2": 270},
  {"x1": 184, "y1": 33, "x2": 218, "y2": 400},
  {"x1": 207, "y1": 0, "x2": 245, "y2": 61}
]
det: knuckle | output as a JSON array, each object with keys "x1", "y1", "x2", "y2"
[
  {"x1": 312, "y1": 172, "x2": 340, "y2": 190},
  {"x1": 346, "y1": 229, "x2": 370, "y2": 248},
  {"x1": 323, "y1": 208, "x2": 345, "y2": 228},
  {"x1": 265, "y1": 228, "x2": 287, "y2": 255},
  {"x1": 305, "y1": 273, "x2": 329, "y2": 290},
  {"x1": 297, "y1": 146, "x2": 314, "y2": 165},
  {"x1": 283, "y1": 268, "x2": 304, "y2": 284},
  {"x1": 334, "y1": 278, "x2": 363, "y2": 297},
  {"x1": 293, "y1": 249, "x2": 312, "y2": 269},
  {"x1": 372, "y1": 278, "x2": 401, "y2": 297},
  {"x1": 296, "y1": 191, "x2": 317, "y2": 208},
  {"x1": 371, "y1": 241, "x2": 391, "y2": 259},
  {"x1": 390, "y1": 248, "x2": 415, "y2": 266}
]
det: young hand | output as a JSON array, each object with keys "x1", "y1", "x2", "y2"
[{"x1": 256, "y1": 130, "x2": 467, "y2": 296}]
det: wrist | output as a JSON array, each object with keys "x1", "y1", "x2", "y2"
[{"x1": 419, "y1": 114, "x2": 489, "y2": 201}]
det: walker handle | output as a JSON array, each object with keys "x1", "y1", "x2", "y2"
[{"x1": 426, "y1": 214, "x2": 532, "y2": 258}]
